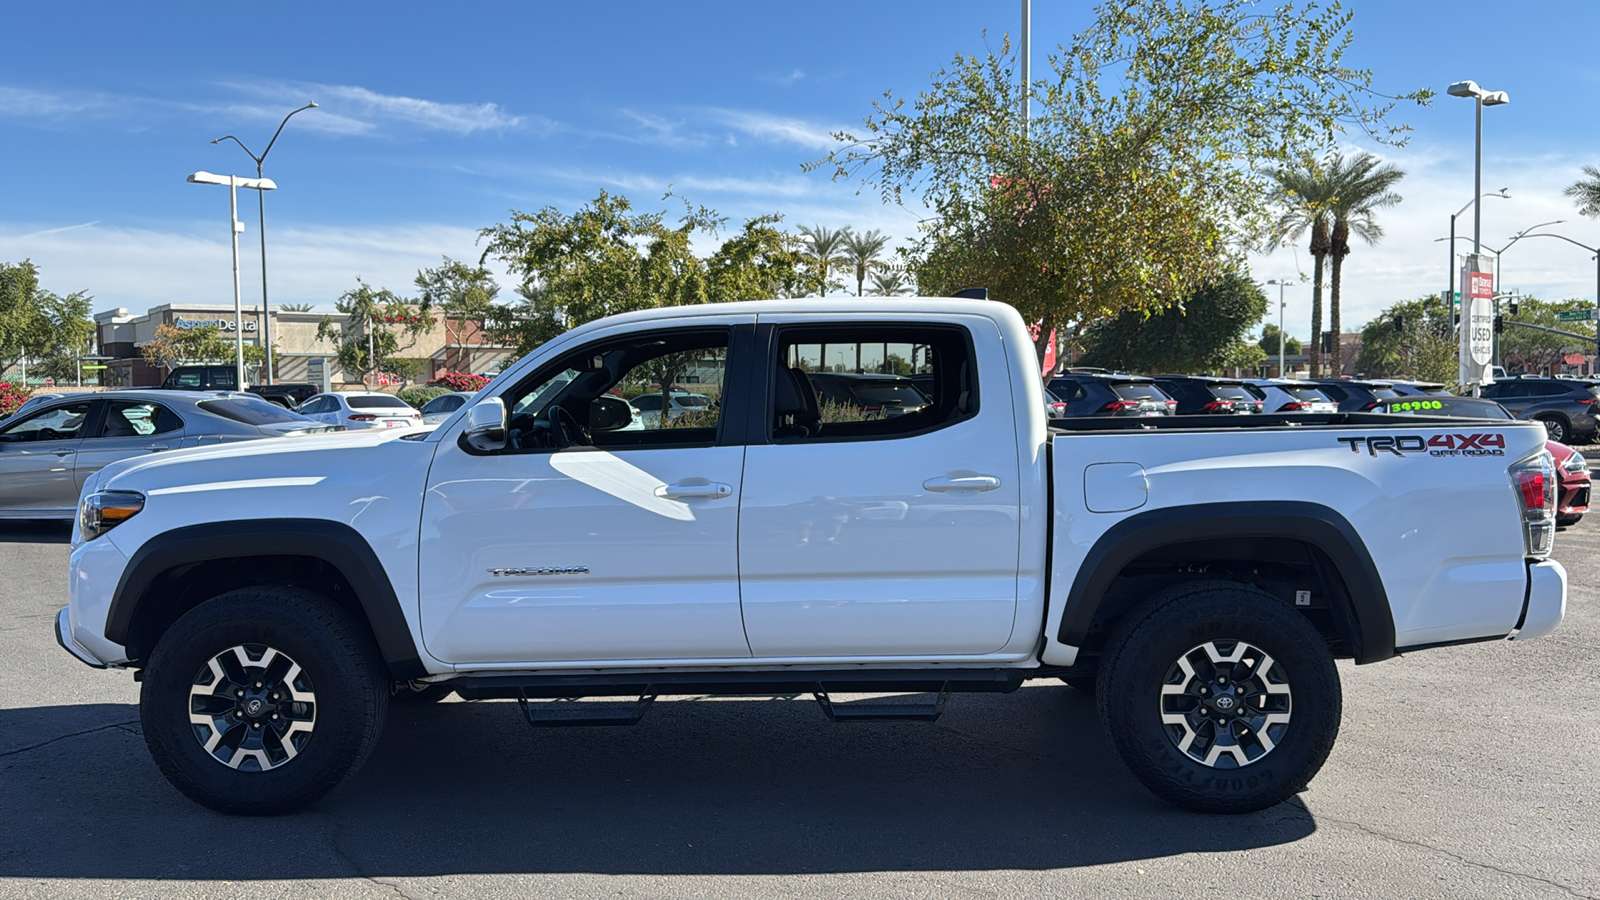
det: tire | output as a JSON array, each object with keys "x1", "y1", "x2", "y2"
[
  {"x1": 1095, "y1": 581, "x2": 1341, "y2": 814},
  {"x1": 1538, "y1": 415, "x2": 1569, "y2": 444},
  {"x1": 140, "y1": 587, "x2": 389, "y2": 815}
]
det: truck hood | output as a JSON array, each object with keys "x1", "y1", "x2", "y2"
[{"x1": 94, "y1": 427, "x2": 425, "y2": 494}]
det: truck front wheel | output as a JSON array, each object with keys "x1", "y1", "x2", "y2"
[
  {"x1": 1095, "y1": 582, "x2": 1341, "y2": 814},
  {"x1": 139, "y1": 587, "x2": 389, "y2": 815}
]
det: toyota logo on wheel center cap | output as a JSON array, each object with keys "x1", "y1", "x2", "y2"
[
  {"x1": 246, "y1": 699, "x2": 264, "y2": 715},
  {"x1": 1213, "y1": 695, "x2": 1236, "y2": 710}
]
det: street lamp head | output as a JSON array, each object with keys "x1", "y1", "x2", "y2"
[
  {"x1": 187, "y1": 171, "x2": 230, "y2": 186},
  {"x1": 1483, "y1": 91, "x2": 1510, "y2": 107},
  {"x1": 1448, "y1": 80, "x2": 1482, "y2": 98},
  {"x1": 307, "y1": 101, "x2": 318, "y2": 109}
]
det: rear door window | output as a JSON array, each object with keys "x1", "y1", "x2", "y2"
[
  {"x1": 99, "y1": 401, "x2": 182, "y2": 438},
  {"x1": 1290, "y1": 387, "x2": 1332, "y2": 403}
]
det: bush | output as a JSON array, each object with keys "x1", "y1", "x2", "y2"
[
  {"x1": 0, "y1": 382, "x2": 30, "y2": 419},
  {"x1": 430, "y1": 372, "x2": 490, "y2": 393},
  {"x1": 397, "y1": 385, "x2": 449, "y2": 409}
]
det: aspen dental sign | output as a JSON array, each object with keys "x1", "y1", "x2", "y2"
[{"x1": 174, "y1": 317, "x2": 257, "y2": 333}]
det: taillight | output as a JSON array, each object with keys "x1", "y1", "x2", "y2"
[
  {"x1": 1165, "y1": 400, "x2": 1177, "y2": 408},
  {"x1": 1577, "y1": 398, "x2": 1599, "y2": 405},
  {"x1": 349, "y1": 413, "x2": 377, "y2": 421},
  {"x1": 1511, "y1": 451, "x2": 1558, "y2": 557},
  {"x1": 1281, "y1": 401, "x2": 1310, "y2": 411},
  {"x1": 1200, "y1": 400, "x2": 1232, "y2": 412},
  {"x1": 1103, "y1": 400, "x2": 1139, "y2": 412},
  {"x1": 1360, "y1": 401, "x2": 1378, "y2": 411}
]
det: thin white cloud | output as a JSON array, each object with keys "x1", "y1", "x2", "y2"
[
  {"x1": 768, "y1": 69, "x2": 807, "y2": 86},
  {"x1": 0, "y1": 221, "x2": 513, "y2": 314},
  {"x1": 545, "y1": 166, "x2": 819, "y2": 199},
  {"x1": 614, "y1": 109, "x2": 709, "y2": 148},
  {"x1": 1, "y1": 80, "x2": 537, "y2": 138},
  {"x1": 702, "y1": 108, "x2": 844, "y2": 152}
]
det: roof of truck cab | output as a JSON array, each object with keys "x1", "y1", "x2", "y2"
[{"x1": 576, "y1": 297, "x2": 1020, "y2": 330}]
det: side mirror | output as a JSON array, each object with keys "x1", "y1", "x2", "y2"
[
  {"x1": 463, "y1": 397, "x2": 507, "y2": 452},
  {"x1": 589, "y1": 395, "x2": 633, "y2": 432}
]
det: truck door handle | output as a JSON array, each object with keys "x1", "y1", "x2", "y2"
[
  {"x1": 655, "y1": 482, "x2": 734, "y2": 500},
  {"x1": 923, "y1": 474, "x2": 1001, "y2": 493},
  {"x1": 147, "y1": 443, "x2": 170, "y2": 452},
  {"x1": 52, "y1": 448, "x2": 75, "y2": 457}
]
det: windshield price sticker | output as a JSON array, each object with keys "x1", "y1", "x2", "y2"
[
  {"x1": 1337, "y1": 433, "x2": 1506, "y2": 458},
  {"x1": 1388, "y1": 400, "x2": 1444, "y2": 413}
]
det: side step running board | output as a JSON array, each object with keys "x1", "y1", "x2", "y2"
[
  {"x1": 517, "y1": 690, "x2": 657, "y2": 727},
  {"x1": 813, "y1": 684, "x2": 951, "y2": 722}
]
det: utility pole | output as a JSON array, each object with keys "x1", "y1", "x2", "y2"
[{"x1": 1021, "y1": 0, "x2": 1030, "y2": 139}]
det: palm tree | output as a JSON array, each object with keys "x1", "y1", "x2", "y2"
[
  {"x1": 279, "y1": 302, "x2": 315, "y2": 312},
  {"x1": 1325, "y1": 152, "x2": 1404, "y2": 374},
  {"x1": 1269, "y1": 162, "x2": 1339, "y2": 377},
  {"x1": 869, "y1": 268, "x2": 911, "y2": 296},
  {"x1": 798, "y1": 225, "x2": 851, "y2": 296},
  {"x1": 1564, "y1": 165, "x2": 1600, "y2": 218},
  {"x1": 841, "y1": 229, "x2": 891, "y2": 296}
]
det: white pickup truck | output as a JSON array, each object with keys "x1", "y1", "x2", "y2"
[{"x1": 56, "y1": 298, "x2": 1567, "y2": 816}]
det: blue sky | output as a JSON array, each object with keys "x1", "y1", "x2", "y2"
[{"x1": 3, "y1": 0, "x2": 1598, "y2": 343}]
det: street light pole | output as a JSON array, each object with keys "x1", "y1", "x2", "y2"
[
  {"x1": 187, "y1": 171, "x2": 276, "y2": 391},
  {"x1": 1505, "y1": 230, "x2": 1600, "y2": 374},
  {"x1": 1020, "y1": 0, "x2": 1030, "y2": 139},
  {"x1": 1446, "y1": 190, "x2": 1509, "y2": 326},
  {"x1": 1266, "y1": 279, "x2": 1296, "y2": 376},
  {"x1": 213, "y1": 102, "x2": 317, "y2": 386}
]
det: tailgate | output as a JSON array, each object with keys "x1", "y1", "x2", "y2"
[{"x1": 1046, "y1": 419, "x2": 1549, "y2": 653}]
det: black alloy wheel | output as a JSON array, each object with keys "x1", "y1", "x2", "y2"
[
  {"x1": 1096, "y1": 581, "x2": 1341, "y2": 814},
  {"x1": 141, "y1": 586, "x2": 388, "y2": 815}
]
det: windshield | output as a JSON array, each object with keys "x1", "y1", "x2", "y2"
[
  {"x1": 348, "y1": 395, "x2": 411, "y2": 410},
  {"x1": 1378, "y1": 397, "x2": 1513, "y2": 419},
  {"x1": 675, "y1": 394, "x2": 711, "y2": 408},
  {"x1": 1112, "y1": 383, "x2": 1169, "y2": 402},
  {"x1": 198, "y1": 398, "x2": 316, "y2": 426}
]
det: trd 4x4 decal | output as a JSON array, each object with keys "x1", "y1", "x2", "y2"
[{"x1": 1337, "y1": 433, "x2": 1506, "y2": 458}]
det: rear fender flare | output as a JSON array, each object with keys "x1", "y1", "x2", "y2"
[{"x1": 1056, "y1": 501, "x2": 1395, "y2": 664}]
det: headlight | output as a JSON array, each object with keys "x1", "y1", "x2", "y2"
[
  {"x1": 1562, "y1": 452, "x2": 1588, "y2": 474},
  {"x1": 79, "y1": 491, "x2": 144, "y2": 541}
]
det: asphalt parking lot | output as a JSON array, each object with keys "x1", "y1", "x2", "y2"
[{"x1": 2, "y1": 521, "x2": 1596, "y2": 900}]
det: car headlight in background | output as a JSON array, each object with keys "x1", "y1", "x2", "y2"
[
  {"x1": 79, "y1": 491, "x2": 144, "y2": 541},
  {"x1": 1562, "y1": 452, "x2": 1588, "y2": 474}
]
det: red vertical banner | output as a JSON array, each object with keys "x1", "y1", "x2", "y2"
[{"x1": 1028, "y1": 322, "x2": 1058, "y2": 378}]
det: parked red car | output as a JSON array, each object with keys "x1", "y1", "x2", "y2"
[{"x1": 1547, "y1": 441, "x2": 1590, "y2": 527}]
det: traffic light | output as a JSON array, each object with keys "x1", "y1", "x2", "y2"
[
  {"x1": 1320, "y1": 331, "x2": 1332, "y2": 354},
  {"x1": 1494, "y1": 315, "x2": 1504, "y2": 334},
  {"x1": 1508, "y1": 298, "x2": 1520, "y2": 316},
  {"x1": 1393, "y1": 316, "x2": 1404, "y2": 333}
]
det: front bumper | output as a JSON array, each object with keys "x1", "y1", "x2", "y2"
[
  {"x1": 55, "y1": 607, "x2": 106, "y2": 669},
  {"x1": 1510, "y1": 559, "x2": 1567, "y2": 642}
]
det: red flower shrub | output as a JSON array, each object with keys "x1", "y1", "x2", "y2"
[
  {"x1": 429, "y1": 372, "x2": 490, "y2": 392},
  {"x1": 0, "y1": 382, "x2": 31, "y2": 419}
]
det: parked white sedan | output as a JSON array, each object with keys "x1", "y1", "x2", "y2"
[
  {"x1": 296, "y1": 392, "x2": 421, "y2": 429},
  {"x1": 418, "y1": 391, "x2": 476, "y2": 426},
  {"x1": 629, "y1": 391, "x2": 714, "y2": 428}
]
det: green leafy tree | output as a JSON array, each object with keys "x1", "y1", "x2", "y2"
[
  {"x1": 139, "y1": 323, "x2": 269, "y2": 378},
  {"x1": 841, "y1": 229, "x2": 891, "y2": 296},
  {"x1": 1258, "y1": 324, "x2": 1302, "y2": 357},
  {"x1": 0, "y1": 260, "x2": 94, "y2": 380},
  {"x1": 315, "y1": 280, "x2": 435, "y2": 386},
  {"x1": 1563, "y1": 165, "x2": 1600, "y2": 218},
  {"x1": 1077, "y1": 273, "x2": 1269, "y2": 373},
  {"x1": 1355, "y1": 296, "x2": 1455, "y2": 382},
  {"x1": 797, "y1": 224, "x2": 851, "y2": 296},
  {"x1": 814, "y1": 2, "x2": 1428, "y2": 361},
  {"x1": 481, "y1": 192, "x2": 807, "y2": 357},
  {"x1": 1501, "y1": 297, "x2": 1596, "y2": 374}
]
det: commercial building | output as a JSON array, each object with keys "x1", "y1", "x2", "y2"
[{"x1": 94, "y1": 303, "x2": 514, "y2": 389}]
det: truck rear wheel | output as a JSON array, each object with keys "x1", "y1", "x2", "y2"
[
  {"x1": 139, "y1": 587, "x2": 389, "y2": 815},
  {"x1": 1095, "y1": 581, "x2": 1341, "y2": 814}
]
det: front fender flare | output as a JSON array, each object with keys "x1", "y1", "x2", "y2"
[{"x1": 105, "y1": 519, "x2": 426, "y2": 680}]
